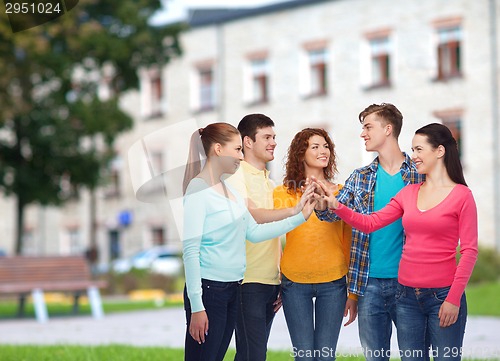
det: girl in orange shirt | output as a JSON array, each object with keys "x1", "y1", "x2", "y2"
[{"x1": 273, "y1": 128, "x2": 357, "y2": 361}]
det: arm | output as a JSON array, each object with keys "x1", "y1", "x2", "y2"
[
  {"x1": 315, "y1": 178, "x2": 403, "y2": 232},
  {"x1": 226, "y1": 167, "x2": 300, "y2": 223},
  {"x1": 182, "y1": 190, "x2": 208, "y2": 343},
  {"x1": 438, "y1": 190, "x2": 478, "y2": 327},
  {"x1": 245, "y1": 209, "x2": 305, "y2": 243},
  {"x1": 248, "y1": 197, "x2": 296, "y2": 223},
  {"x1": 446, "y1": 190, "x2": 479, "y2": 306},
  {"x1": 245, "y1": 184, "x2": 317, "y2": 242},
  {"x1": 334, "y1": 202, "x2": 402, "y2": 233}
]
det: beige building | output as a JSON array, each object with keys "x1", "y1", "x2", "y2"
[{"x1": 2, "y1": 0, "x2": 499, "y2": 265}]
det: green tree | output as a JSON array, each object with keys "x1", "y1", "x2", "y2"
[{"x1": 0, "y1": 0, "x2": 183, "y2": 253}]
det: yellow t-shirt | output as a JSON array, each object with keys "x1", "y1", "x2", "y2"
[
  {"x1": 273, "y1": 184, "x2": 352, "y2": 284},
  {"x1": 225, "y1": 161, "x2": 281, "y2": 285}
]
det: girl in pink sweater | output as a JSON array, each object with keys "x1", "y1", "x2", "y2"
[{"x1": 316, "y1": 123, "x2": 478, "y2": 361}]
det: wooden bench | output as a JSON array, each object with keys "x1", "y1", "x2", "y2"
[{"x1": 0, "y1": 255, "x2": 107, "y2": 323}]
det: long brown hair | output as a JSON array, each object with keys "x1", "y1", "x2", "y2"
[
  {"x1": 283, "y1": 128, "x2": 337, "y2": 194},
  {"x1": 182, "y1": 122, "x2": 240, "y2": 194}
]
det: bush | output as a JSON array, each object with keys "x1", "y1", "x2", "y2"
[
  {"x1": 100, "y1": 269, "x2": 181, "y2": 295},
  {"x1": 468, "y1": 246, "x2": 500, "y2": 284}
]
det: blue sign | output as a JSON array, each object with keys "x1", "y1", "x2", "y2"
[{"x1": 118, "y1": 210, "x2": 132, "y2": 226}]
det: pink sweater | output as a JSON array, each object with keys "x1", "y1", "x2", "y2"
[{"x1": 335, "y1": 183, "x2": 478, "y2": 306}]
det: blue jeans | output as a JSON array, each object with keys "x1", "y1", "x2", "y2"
[
  {"x1": 357, "y1": 277, "x2": 398, "y2": 361},
  {"x1": 281, "y1": 274, "x2": 347, "y2": 361},
  {"x1": 396, "y1": 285, "x2": 467, "y2": 361},
  {"x1": 184, "y1": 279, "x2": 240, "y2": 361},
  {"x1": 234, "y1": 283, "x2": 280, "y2": 361}
]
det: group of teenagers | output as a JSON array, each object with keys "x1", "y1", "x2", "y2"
[{"x1": 181, "y1": 103, "x2": 478, "y2": 361}]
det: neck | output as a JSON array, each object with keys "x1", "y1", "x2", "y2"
[
  {"x1": 199, "y1": 159, "x2": 224, "y2": 186},
  {"x1": 304, "y1": 166, "x2": 326, "y2": 181},
  {"x1": 242, "y1": 151, "x2": 267, "y2": 171},
  {"x1": 377, "y1": 142, "x2": 405, "y2": 175},
  {"x1": 422, "y1": 163, "x2": 455, "y2": 188}
]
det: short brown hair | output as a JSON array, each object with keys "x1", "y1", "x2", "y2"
[
  {"x1": 237, "y1": 114, "x2": 275, "y2": 142},
  {"x1": 359, "y1": 103, "x2": 403, "y2": 139}
]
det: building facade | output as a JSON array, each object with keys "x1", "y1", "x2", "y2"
[{"x1": 1, "y1": 0, "x2": 498, "y2": 265}]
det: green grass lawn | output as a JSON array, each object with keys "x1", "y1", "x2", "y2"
[
  {"x1": 465, "y1": 281, "x2": 500, "y2": 316},
  {"x1": 0, "y1": 345, "x2": 495, "y2": 361},
  {"x1": 0, "y1": 345, "x2": 364, "y2": 361}
]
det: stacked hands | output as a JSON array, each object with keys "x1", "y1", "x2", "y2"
[{"x1": 297, "y1": 175, "x2": 340, "y2": 218}]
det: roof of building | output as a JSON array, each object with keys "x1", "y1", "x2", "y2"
[{"x1": 187, "y1": 0, "x2": 334, "y2": 27}]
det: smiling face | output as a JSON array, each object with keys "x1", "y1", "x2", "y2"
[
  {"x1": 216, "y1": 135, "x2": 244, "y2": 174},
  {"x1": 360, "y1": 113, "x2": 391, "y2": 152},
  {"x1": 244, "y1": 126, "x2": 276, "y2": 166},
  {"x1": 411, "y1": 133, "x2": 443, "y2": 174},
  {"x1": 303, "y1": 135, "x2": 330, "y2": 171}
]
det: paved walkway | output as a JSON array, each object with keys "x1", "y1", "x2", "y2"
[{"x1": 0, "y1": 308, "x2": 499, "y2": 359}]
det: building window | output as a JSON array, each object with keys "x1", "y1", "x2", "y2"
[
  {"x1": 307, "y1": 48, "x2": 328, "y2": 96},
  {"x1": 152, "y1": 227, "x2": 165, "y2": 245},
  {"x1": 436, "y1": 26, "x2": 462, "y2": 80},
  {"x1": 104, "y1": 156, "x2": 123, "y2": 198},
  {"x1": 68, "y1": 228, "x2": 83, "y2": 254},
  {"x1": 433, "y1": 109, "x2": 463, "y2": 159},
  {"x1": 140, "y1": 68, "x2": 165, "y2": 120},
  {"x1": 198, "y1": 67, "x2": 215, "y2": 111},
  {"x1": 249, "y1": 58, "x2": 269, "y2": 104},
  {"x1": 150, "y1": 74, "x2": 163, "y2": 118},
  {"x1": 369, "y1": 37, "x2": 391, "y2": 87}
]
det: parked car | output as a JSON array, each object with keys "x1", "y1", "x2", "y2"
[{"x1": 111, "y1": 246, "x2": 183, "y2": 276}]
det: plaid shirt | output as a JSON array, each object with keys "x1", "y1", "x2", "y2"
[{"x1": 316, "y1": 153, "x2": 425, "y2": 296}]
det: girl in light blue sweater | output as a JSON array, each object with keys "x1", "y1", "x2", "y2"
[{"x1": 182, "y1": 122, "x2": 316, "y2": 361}]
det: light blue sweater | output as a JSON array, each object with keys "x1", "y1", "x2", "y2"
[{"x1": 183, "y1": 178, "x2": 305, "y2": 312}]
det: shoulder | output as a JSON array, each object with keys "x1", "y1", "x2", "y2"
[
  {"x1": 185, "y1": 178, "x2": 207, "y2": 195},
  {"x1": 399, "y1": 183, "x2": 421, "y2": 194},
  {"x1": 342, "y1": 164, "x2": 375, "y2": 190},
  {"x1": 391, "y1": 183, "x2": 421, "y2": 201},
  {"x1": 273, "y1": 184, "x2": 286, "y2": 192},
  {"x1": 453, "y1": 184, "x2": 474, "y2": 199},
  {"x1": 324, "y1": 181, "x2": 340, "y2": 194},
  {"x1": 347, "y1": 160, "x2": 377, "y2": 179},
  {"x1": 273, "y1": 184, "x2": 292, "y2": 198},
  {"x1": 184, "y1": 178, "x2": 210, "y2": 205},
  {"x1": 405, "y1": 183, "x2": 422, "y2": 190}
]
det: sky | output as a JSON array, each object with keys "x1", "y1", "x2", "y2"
[{"x1": 151, "y1": 0, "x2": 289, "y2": 25}]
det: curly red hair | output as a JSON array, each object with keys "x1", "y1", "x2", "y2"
[{"x1": 283, "y1": 128, "x2": 338, "y2": 194}]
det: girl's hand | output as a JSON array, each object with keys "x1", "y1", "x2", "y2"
[
  {"x1": 310, "y1": 176, "x2": 339, "y2": 210},
  {"x1": 189, "y1": 310, "x2": 209, "y2": 344},
  {"x1": 438, "y1": 301, "x2": 459, "y2": 327},
  {"x1": 301, "y1": 196, "x2": 318, "y2": 220},
  {"x1": 295, "y1": 182, "x2": 317, "y2": 217}
]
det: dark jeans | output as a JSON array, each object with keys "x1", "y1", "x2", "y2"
[
  {"x1": 396, "y1": 285, "x2": 467, "y2": 361},
  {"x1": 234, "y1": 282, "x2": 280, "y2": 361},
  {"x1": 357, "y1": 277, "x2": 399, "y2": 361},
  {"x1": 184, "y1": 279, "x2": 240, "y2": 361}
]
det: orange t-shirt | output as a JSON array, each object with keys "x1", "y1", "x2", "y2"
[{"x1": 273, "y1": 184, "x2": 352, "y2": 284}]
